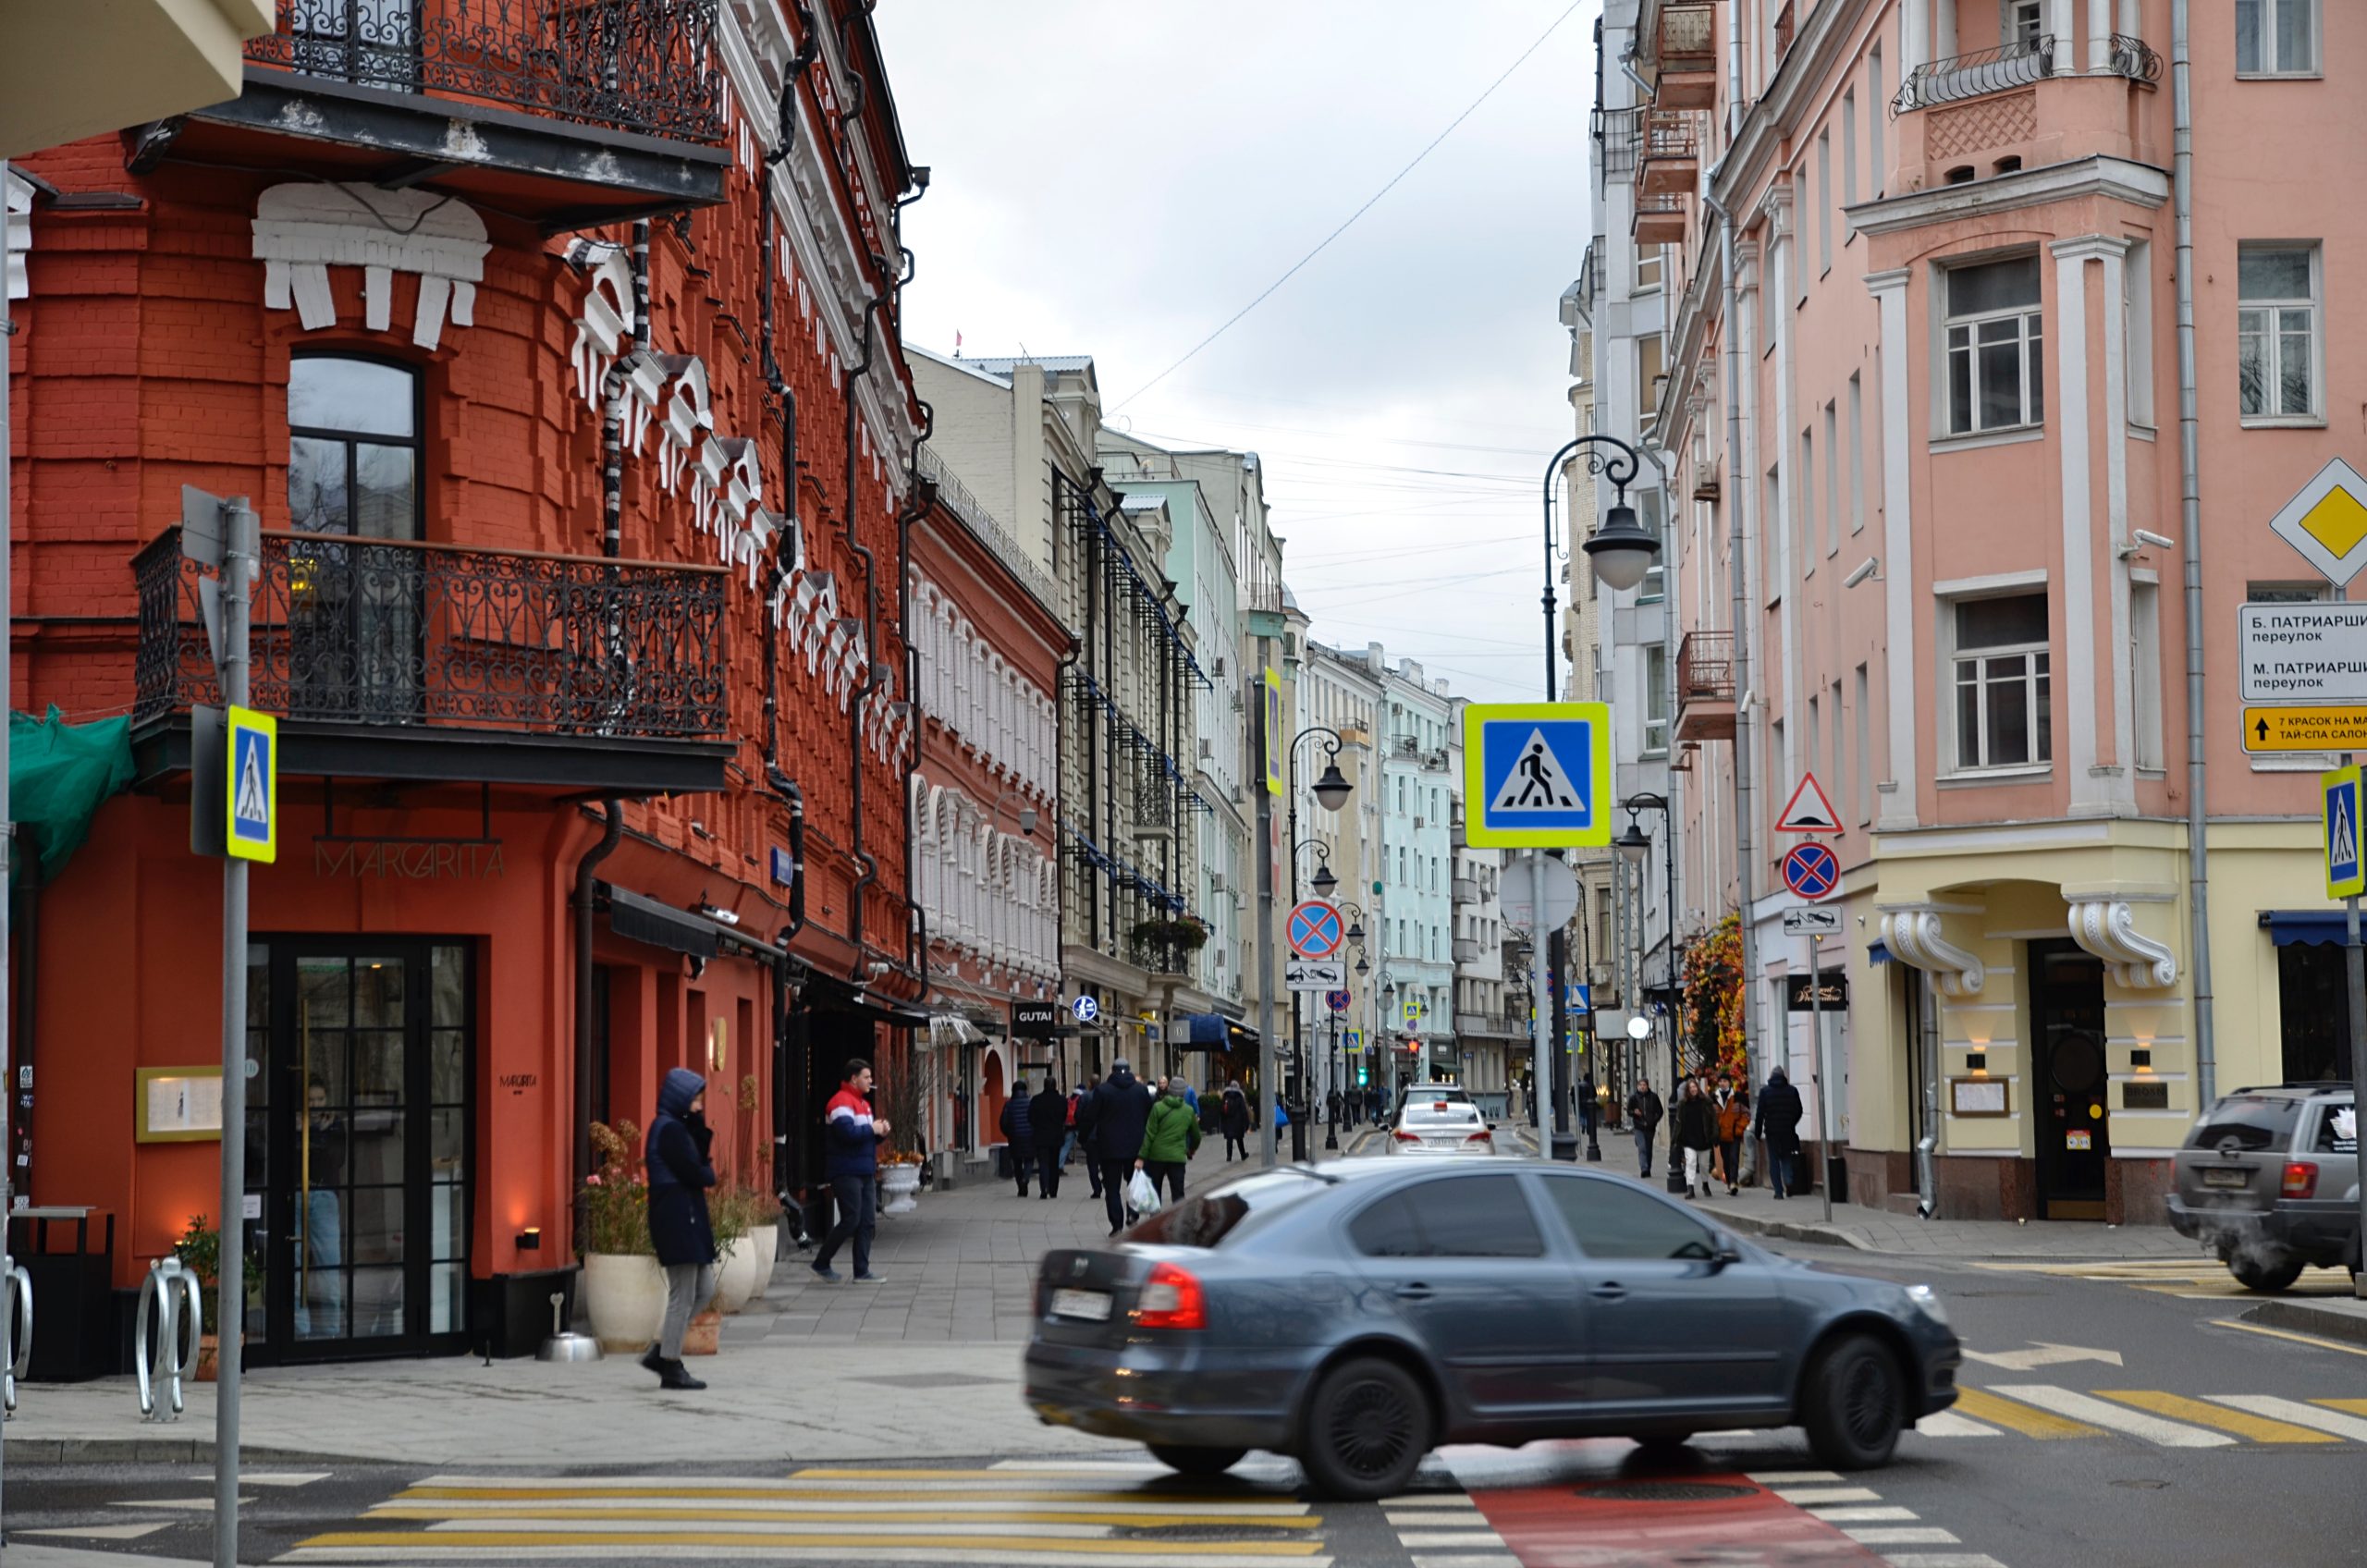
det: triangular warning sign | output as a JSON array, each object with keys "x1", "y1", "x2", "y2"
[
  {"x1": 1775, "y1": 771, "x2": 1843, "y2": 834},
  {"x1": 1490, "y1": 729, "x2": 1586, "y2": 815},
  {"x1": 236, "y1": 738, "x2": 270, "y2": 825},
  {"x1": 2335, "y1": 790, "x2": 2358, "y2": 870}
]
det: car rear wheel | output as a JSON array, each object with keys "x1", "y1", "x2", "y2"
[
  {"x1": 2228, "y1": 1255, "x2": 2304, "y2": 1292},
  {"x1": 1146, "y1": 1444, "x2": 1247, "y2": 1478},
  {"x1": 1800, "y1": 1333, "x2": 1904, "y2": 1471},
  {"x1": 1298, "y1": 1356, "x2": 1431, "y2": 1501}
]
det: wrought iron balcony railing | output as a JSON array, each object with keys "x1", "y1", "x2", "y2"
[
  {"x1": 1657, "y1": 2, "x2": 1716, "y2": 66},
  {"x1": 134, "y1": 528, "x2": 730, "y2": 740},
  {"x1": 2106, "y1": 33, "x2": 2164, "y2": 86},
  {"x1": 247, "y1": 0, "x2": 725, "y2": 143},
  {"x1": 1892, "y1": 34, "x2": 2054, "y2": 114},
  {"x1": 1677, "y1": 630, "x2": 1735, "y2": 702}
]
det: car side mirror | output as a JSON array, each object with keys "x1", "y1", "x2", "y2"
[{"x1": 1712, "y1": 1241, "x2": 1745, "y2": 1269}]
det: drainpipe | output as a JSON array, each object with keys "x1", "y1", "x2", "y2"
[
  {"x1": 2171, "y1": 0, "x2": 2215, "y2": 1106},
  {"x1": 572, "y1": 801, "x2": 623, "y2": 1255},
  {"x1": 844, "y1": 300, "x2": 885, "y2": 974}
]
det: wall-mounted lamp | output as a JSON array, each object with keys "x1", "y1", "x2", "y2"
[
  {"x1": 1967, "y1": 1051, "x2": 1988, "y2": 1073},
  {"x1": 2131, "y1": 1047, "x2": 2152, "y2": 1071},
  {"x1": 1843, "y1": 556, "x2": 1883, "y2": 590},
  {"x1": 516, "y1": 1227, "x2": 543, "y2": 1252}
]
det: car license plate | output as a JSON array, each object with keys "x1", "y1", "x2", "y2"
[
  {"x1": 2201, "y1": 1167, "x2": 2250, "y2": 1190},
  {"x1": 1050, "y1": 1288, "x2": 1111, "y2": 1321}
]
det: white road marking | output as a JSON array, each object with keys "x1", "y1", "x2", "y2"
[
  {"x1": 1803, "y1": 1506, "x2": 1921, "y2": 1522},
  {"x1": 2206, "y1": 1394, "x2": 2367, "y2": 1442},
  {"x1": 1845, "y1": 1527, "x2": 1963, "y2": 1545},
  {"x1": 18, "y1": 1523, "x2": 171, "y2": 1541},
  {"x1": 1881, "y1": 1556, "x2": 2009, "y2": 1568},
  {"x1": 1398, "y1": 1531, "x2": 1511, "y2": 1548},
  {"x1": 1771, "y1": 1486, "x2": 1884, "y2": 1504},
  {"x1": 1913, "y1": 1411, "x2": 2004, "y2": 1438},
  {"x1": 1745, "y1": 1469, "x2": 1845, "y2": 1483},
  {"x1": 1986, "y1": 1385, "x2": 2235, "y2": 1447}
]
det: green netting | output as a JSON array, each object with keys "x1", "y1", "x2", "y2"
[{"x1": 10, "y1": 706, "x2": 135, "y2": 887}]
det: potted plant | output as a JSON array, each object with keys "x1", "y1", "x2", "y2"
[
  {"x1": 173, "y1": 1213, "x2": 257, "y2": 1382},
  {"x1": 877, "y1": 1051, "x2": 926, "y2": 1214},
  {"x1": 579, "y1": 1121, "x2": 667, "y2": 1353},
  {"x1": 708, "y1": 1184, "x2": 759, "y2": 1317}
]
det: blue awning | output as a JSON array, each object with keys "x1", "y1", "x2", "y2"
[
  {"x1": 2261, "y1": 911, "x2": 2354, "y2": 947},
  {"x1": 1868, "y1": 941, "x2": 1892, "y2": 965},
  {"x1": 1171, "y1": 1013, "x2": 1258, "y2": 1049}
]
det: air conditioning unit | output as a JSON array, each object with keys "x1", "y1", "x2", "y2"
[
  {"x1": 1212, "y1": 655, "x2": 1228, "y2": 676},
  {"x1": 1208, "y1": 872, "x2": 1226, "y2": 892},
  {"x1": 1413, "y1": 815, "x2": 1426, "y2": 829},
  {"x1": 1198, "y1": 738, "x2": 1215, "y2": 760},
  {"x1": 1692, "y1": 459, "x2": 1721, "y2": 501}
]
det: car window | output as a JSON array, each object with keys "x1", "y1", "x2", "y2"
[
  {"x1": 2187, "y1": 1095, "x2": 2305, "y2": 1151},
  {"x1": 1404, "y1": 1106, "x2": 1481, "y2": 1127},
  {"x1": 1125, "y1": 1170, "x2": 1328, "y2": 1248},
  {"x1": 1539, "y1": 1174, "x2": 1722, "y2": 1261},
  {"x1": 1347, "y1": 1174, "x2": 1544, "y2": 1258},
  {"x1": 2310, "y1": 1101, "x2": 2357, "y2": 1155}
]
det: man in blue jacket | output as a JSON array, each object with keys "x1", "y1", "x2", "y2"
[{"x1": 811, "y1": 1059, "x2": 889, "y2": 1284}]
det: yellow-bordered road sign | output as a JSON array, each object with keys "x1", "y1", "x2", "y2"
[
  {"x1": 227, "y1": 704, "x2": 276, "y2": 864},
  {"x1": 1462, "y1": 702, "x2": 1613, "y2": 848}
]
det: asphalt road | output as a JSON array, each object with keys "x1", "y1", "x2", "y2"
[{"x1": 5, "y1": 1231, "x2": 2361, "y2": 1566}]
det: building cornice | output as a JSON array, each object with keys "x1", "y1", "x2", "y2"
[
  {"x1": 1846, "y1": 156, "x2": 2171, "y2": 240},
  {"x1": 1710, "y1": 0, "x2": 1880, "y2": 219}
]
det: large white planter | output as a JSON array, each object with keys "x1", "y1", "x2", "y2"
[
  {"x1": 880, "y1": 1163, "x2": 922, "y2": 1215},
  {"x1": 713, "y1": 1235, "x2": 759, "y2": 1315},
  {"x1": 583, "y1": 1253, "x2": 666, "y2": 1353},
  {"x1": 745, "y1": 1221, "x2": 779, "y2": 1303}
]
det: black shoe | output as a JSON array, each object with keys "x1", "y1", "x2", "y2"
[
  {"x1": 810, "y1": 1260, "x2": 843, "y2": 1282},
  {"x1": 640, "y1": 1344, "x2": 666, "y2": 1378},
  {"x1": 1109, "y1": 1225, "x2": 1123, "y2": 1237},
  {"x1": 659, "y1": 1360, "x2": 706, "y2": 1391},
  {"x1": 853, "y1": 1271, "x2": 887, "y2": 1284}
]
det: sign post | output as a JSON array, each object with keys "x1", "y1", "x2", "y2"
[
  {"x1": 2328, "y1": 761, "x2": 2367, "y2": 1290},
  {"x1": 1502, "y1": 854, "x2": 1580, "y2": 1161}
]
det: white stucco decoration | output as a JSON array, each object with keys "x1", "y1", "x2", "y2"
[
  {"x1": 1880, "y1": 909, "x2": 1986, "y2": 997},
  {"x1": 655, "y1": 355, "x2": 713, "y2": 492},
  {"x1": 5, "y1": 170, "x2": 31, "y2": 302},
  {"x1": 2066, "y1": 898, "x2": 2178, "y2": 989},
  {"x1": 252, "y1": 183, "x2": 487, "y2": 349},
  {"x1": 565, "y1": 241, "x2": 634, "y2": 408}
]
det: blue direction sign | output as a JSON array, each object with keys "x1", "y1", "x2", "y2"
[
  {"x1": 1288, "y1": 900, "x2": 1344, "y2": 960},
  {"x1": 226, "y1": 704, "x2": 276, "y2": 864},
  {"x1": 1462, "y1": 702, "x2": 1612, "y2": 848},
  {"x1": 1072, "y1": 995, "x2": 1099, "y2": 1024},
  {"x1": 2326, "y1": 764, "x2": 2363, "y2": 899},
  {"x1": 1783, "y1": 840, "x2": 1840, "y2": 901}
]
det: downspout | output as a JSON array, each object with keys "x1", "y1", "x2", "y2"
[
  {"x1": 844, "y1": 300, "x2": 885, "y2": 974},
  {"x1": 897, "y1": 398, "x2": 935, "y2": 1003},
  {"x1": 572, "y1": 800, "x2": 623, "y2": 1255},
  {"x1": 2172, "y1": 0, "x2": 2215, "y2": 1106}
]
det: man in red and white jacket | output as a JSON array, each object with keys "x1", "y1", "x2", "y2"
[{"x1": 810, "y1": 1059, "x2": 889, "y2": 1284}]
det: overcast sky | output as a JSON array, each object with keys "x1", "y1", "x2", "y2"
[{"x1": 874, "y1": 1, "x2": 1600, "y2": 704}]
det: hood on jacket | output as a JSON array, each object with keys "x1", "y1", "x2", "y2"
[
  {"x1": 1770, "y1": 1067, "x2": 1789, "y2": 1084},
  {"x1": 1108, "y1": 1065, "x2": 1136, "y2": 1087},
  {"x1": 658, "y1": 1067, "x2": 706, "y2": 1118}
]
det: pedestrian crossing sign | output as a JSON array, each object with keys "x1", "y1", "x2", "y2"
[
  {"x1": 2324, "y1": 763, "x2": 2362, "y2": 899},
  {"x1": 227, "y1": 705, "x2": 276, "y2": 864},
  {"x1": 1463, "y1": 702, "x2": 1612, "y2": 848}
]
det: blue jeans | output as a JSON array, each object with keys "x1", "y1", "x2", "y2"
[
  {"x1": 295, "y1": 1188, "x2": 343, "y2": 1339},
  {"x1": 1769, "y1": 1149, "x2": 1797, "y2": 1196},
  {"x1": 1058, "y1": 1130, "x2": 1076, "y2": 1168},
  {"x1": 1634, "y1": 1128, "x2": 1656, "y2": 1178}
]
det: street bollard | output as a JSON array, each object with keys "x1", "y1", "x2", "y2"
[
  {"x1": 1, "y1": 1256, "x2": 28, "y2": 1418},
  {"x1": 135, "y1": 1256, "x2": 204, "y2": 1423},
  {"x1": 1288, "y1": 1105, "x2": 1308, "y2": 1163}
]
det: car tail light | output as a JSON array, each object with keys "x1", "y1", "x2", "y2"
[
  {"x1": 1466, "y1": 1130, "x2": 1493, "y2": 1145},
  {"x1": 2282, "y1": 1161, "x2": 2318, "y2": 1198},
  {"x1": 1393, "y1": 1129, "x2": 1422, "y2": 1143},
  {"x1": 1134, "y1": 1261, "x2": 1206, "y2": 1330}
]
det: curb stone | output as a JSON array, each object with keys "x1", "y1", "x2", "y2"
[{"x1": 2242, "y1": 1295, "x2": 2367, "y2": 1348}]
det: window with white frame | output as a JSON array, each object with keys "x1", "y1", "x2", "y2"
[
  {"x1": 1841, "y1": 92, "x2": 1858, "y2": 210},
  {"x1": 1636, "y1": 246, "x2": 1664, "y2": 293},
  {"x1": 1854, "y1": 663, "x2": 1873, "y2": 825},
  {"x1": 1868, "y1": 45, "x2": 1884, "y2": 199},
  {"x1": 2005, "y1": 0, "x2": 2042, "y2": 44},
  {"x1": 2238, "y1": 244, "x2": 2319, "y2": 422},
  {"x1": 2237, "y1": 0, "x2": 2318, "y2": 76},
  {"x1": 1798, "y1": 426, "x2": 1816, "y2": 573},
  {"x1": 1637, "y1": 489, "x2": 1667, "y2": 604},
  {"x1": 2125, "y1": 239, "x2": 2155, "y2": 426},
  {"x1": 1846, "y1": 372, "x2": 1867, "y2": 533},
  {"x1": 1944, "y1": 255, "x2": 2044, "y2": 435},
  {"x1": 1948, "y1": 593, "x2": 2052, "y2": 772},
  {"x1": 1822, "y1": 399, "x2": 1840, "y2": 555},
  {"x1": 1643, "y1": 643, "x2": 1669, "y2": 756}
]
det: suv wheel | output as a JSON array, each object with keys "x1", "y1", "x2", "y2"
[
  {"x1": 2228, "y1": 1255, "x2": 2304, "y2": 1292},
  {"x1": 1298, "y1": 1356, "x2": 1430, "y2": 1501},
  {"x1": 1146, "y1": 1444, "x2": 1247, "y2": 1478},
  {"x1": 1800, "y1": 1333, "x2": 1904, "y2": 1470}
]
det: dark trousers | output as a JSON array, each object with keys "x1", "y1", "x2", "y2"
[
  {"x1": 1719, "y1": 1138, "x2": 1742, "y2": 1189},
  {"x1": 1099, "y1": 1157, "x2": 1136, "y2": 1233},
  {"x1": 1035, "y1": 1145, "x2": 1064, "y2": 1199},
  {"x1": 1009, "y1": 1144, "x2": 1034, "y2": 1195},
  {"x1": 1145, "y1": 1159, "x2": 1186, "y2": 1204},
  {"x1": 1769, "y1": 1147, "x2": 1797, "y2": 1196},
  {"x1": 1634, "y1": 1127, "x2": 1657, "y2": 1178},
  {"x1": 1223, "y1": 1133, "x2": 1246, "y2": 1160},
  {"x1": 814, "y1": 1173, "x2": 876, "y2": 1277}
]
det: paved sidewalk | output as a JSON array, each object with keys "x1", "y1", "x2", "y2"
[{"x1": 1688, "y1": 1187, "x2": 2202, "y2": 1258}]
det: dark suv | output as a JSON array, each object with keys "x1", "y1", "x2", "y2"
[{"x1": 2167, "y1": 1084, "x2": 2359, "y2": 1292}]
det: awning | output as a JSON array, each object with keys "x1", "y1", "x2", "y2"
[
  {"x1": 604, "y1": 885, "x2": 719, "y2": 960},
  {"x1": 2260, "y1": 911, "x2": 2353, "y2": 948},
  {"x1": 1868, "y1": 940, "x2": 1892, "y2": 965},
  {"x1": 1171, "y1": 1013, "x2": 1259, "y2": 1050},
  {"x1": 798, "y1": 970, "x2": 931, "y2": 1030}
]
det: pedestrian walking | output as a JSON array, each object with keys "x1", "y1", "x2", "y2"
[
  {"x1": 1715, "y1": 1076, "x2": 1749, "y2": 1195},
  {"x1": 999, "y1": 1076, "x2": 1036, "y2": 1197},
  {"x1": 1577, "y1": 1072, "x2": 1599, "y2": 1139},
  {"x1": 1327, "y1": 1088, "x2": 1343, "y2": 1128},
  {"x1": 1079, "y1": 1060, "x2": 1154, "y2": 1235},
  {"x1": 1061, "y1": 1084, "x2": 1083, "y2": 1175},
  {"x1": 1029, "y1": 1076, "x2": 1069, "y2": 1200},
  {"x1": 810, "y1": 1059, "x2": 889, "y2": 1284},
  {"x1": 1138, "y1": 1075, "x2": 1202, "y2": 1204},
  {"x1": 1626, "y1": 1078, "x2": 1664, "y2": 1179},
  {"x1": 642, "y1": 1066, "x2": 717, "y2": 1390},
  {"x1": 1675, "y1": 1078, "x2": 1719, "y2": 1199},
  {"x1": 1220, "y1": 1080, "x2": 1250, "y2": 1161},
  {"x1": 1755, "y1": 1066, "x2": 1806, "y2": 1199}
]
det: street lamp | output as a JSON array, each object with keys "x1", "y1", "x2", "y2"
[
  {"x1": 1618, "y1": 792, "x2": 1686, "y2": 1196},
  {"x1": 1544, "y1": 433, "x2": 1655, "y2": 693},
  {"x1": 1285, "y1": 728, "x2": 1355, "y2": 1135}
]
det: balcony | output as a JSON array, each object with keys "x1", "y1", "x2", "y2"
[
  {"x1": 1451, "y1": 877, "x2": 1479, "y2": 904},
  {"x1": 1452, "y1": 937, "x2": 1483, "y2": 965},
  {"x1": 1651, "y1": 3, "x2": 1717, "y2": 109},
  {"x1": 1637, "y1": 111, "x2": 1699, "y2": 197},
  {"x1": 1887, "y1": 32, "x2": 2162, "y2": 191},
  {"x1": 1133, "y1": 784, "x2": 1176, "y2": 841},
  {"x1": 132, "y1": 527, "x2": 733, "y2": 792},
  {"x1": 167, "y1": 0, "x2": 730, "y2": 226},
  {"x1": 1674, "y1": 629, "x2": 1736, "y2": 743},
  {"x1": 1634, "y1": 191, "x2": 1688, "y2": 247}
]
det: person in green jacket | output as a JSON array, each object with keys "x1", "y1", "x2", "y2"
[{"x1": 1136, "y1": 1075, "x2": 1204, "y2": 1205}]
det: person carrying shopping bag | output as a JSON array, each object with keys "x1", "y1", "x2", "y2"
[{"x1": 1137, "y1": 1074, "x2": 1203, "y2": 1204}]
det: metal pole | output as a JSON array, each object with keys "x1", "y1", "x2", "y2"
[
  {"x1": 1254, "y1": 653, "x2": 1277, "y2": 1169},
  {"x1": 2346, "y1": 749, "x2": 2367, "y2": 1299},
  {"x1": 1527, "y1": 859, "x2": 1554, "y2": 1165},
  {"x1": 2171, "y1": 0, "x2": 2216, "y2": 1109},
  {"x1": 0, "y1": 153, "x2": 16, "y2": 1546},
  {"x1": 215, "y1": 496, "x2": 256, "y2": 1566},
  {"x1": 1664, "y1": 816, "x2": 1686, "y2": 1194},
  {"x1": 1811, "y1": 931, "x2": 1833, "y2": 1222}
]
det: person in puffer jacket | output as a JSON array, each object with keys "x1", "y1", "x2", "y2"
[
  {"x1": 643, "y1": 1067, "x2": 717, "y2": 1390},
  {"x1": 1000, "y1": 1076, "x2": 1036, "y2": 1196},
  {"x1": 809, "y1": 1059, "x2": 889, "y2": 1284}
]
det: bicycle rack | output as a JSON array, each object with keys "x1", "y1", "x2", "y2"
[
  {"x1": 0, "y1": 1254, "x2": 28, "y2": 1418},
  {"x1": 134, "y1": 1256, "x2": 203, "y2": 1422}
]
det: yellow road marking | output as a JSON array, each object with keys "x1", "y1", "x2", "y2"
[
  {"x1": 397, "y1": 1487, "x2": 1285, "y2": 1505},
  {"x1": 2321, "y1": 1398, "x2": 2367, "y2": 1415},
  {"x1": 1951, "y1": 1387, "x2": 2102, "y2": 1439},
  {"x1": 362, "y1": 1508, "x2": 1319, "y2": 1529},
  {"x1": 2209, "y1": 1319, "x2": 2367, "y2": 1360},
  {"x1": 297, "y1": 1532, "x2": 1325, "y2": 1555},
  {"x1": 2093, "y1": 1390, "x2": 2337, "y2": 1443}
]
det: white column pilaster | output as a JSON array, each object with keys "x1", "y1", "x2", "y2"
[
  {"x1": 2088, "y1": 0, "x2": 2113, "y2": 72},
  {"x1": 2044, "y1": 0, "x2": 2077, "y2": 68},
  {"x1": 1867, "y1": 267, "x2": 1918, "y2": 832},
  {"x1": 1764, "y1": 184, "x2": 1800, "y2": 827},
  {"x1": 2053, "y1": 238, "x2": 2107, "y2": 816},
  {"x1": 1902, "y1": 0, "x2": 1931, "y2": 79}
]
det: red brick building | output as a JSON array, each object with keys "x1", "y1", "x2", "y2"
[{"x1": 6, "y1": 0, "x2": 926, "y2": 1360}]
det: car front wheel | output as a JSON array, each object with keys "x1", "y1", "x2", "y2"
[
  {"x1": 1146, "y1": 1444, "x2": 1246, "y2": 1478},
  {"x1": 1800, "y1": 1333, "x2": 1904, "y2": 1470},
  {"x1": 2228, "y1": 1255, "x2": 2304, "y2": 1292},
  {"x1": 1298, "y1": 1356, "x2": 1431, "y2": 1501}
]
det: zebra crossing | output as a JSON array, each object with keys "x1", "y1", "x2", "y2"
[
  {"x1": 275, "y1": 1461, "x2": 1332, "y2": 1564},
  {"x1": 1919, "y1": 1386, "x2": 2367, "y2": 1446}
]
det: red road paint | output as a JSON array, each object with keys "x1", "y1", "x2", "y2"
[{"x1": 1467, "y1": 1471, "x2": 1895, "y2": 1567}]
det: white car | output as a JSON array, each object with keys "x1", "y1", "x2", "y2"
[{"x1": 1388, "y1": 1097, "x2": 1495, "y2": 1156}]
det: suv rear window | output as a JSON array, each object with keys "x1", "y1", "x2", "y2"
[
  {"x1": 2186, "y1": 1095, "x2": 2305, "y2": 1152},
  {"x1": 1124, "y1": 1170, "x2": 1328, "y2": 1248}
]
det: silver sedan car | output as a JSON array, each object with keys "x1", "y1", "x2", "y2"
[{"x1": 1390, "y1": 1097, "x2": 1496, "y2": 1155}]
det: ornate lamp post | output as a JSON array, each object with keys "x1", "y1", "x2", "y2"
[{"x1": 1616, "y1": 793, "x2": 1686, "y2": 1195}]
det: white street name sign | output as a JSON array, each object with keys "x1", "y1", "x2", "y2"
[{"x1": 2238, "y1": 602, "x2": 2367, "y2": 704}]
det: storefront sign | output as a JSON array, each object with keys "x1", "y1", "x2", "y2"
[
  {"x1": 1011, "y1": 1000, "x2": 1058, "y2": 1038},
  {"x1": 1784, "y1": 971, "x2": 1848, "y2": 1011},
  {"x1": 1950, "y1": 1076, "x2": 2010, "y2": 1117},
  {"x1": 313, "y1": 837, "x2": 506, "y2": 880}
]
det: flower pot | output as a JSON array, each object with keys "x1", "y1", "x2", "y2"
[
  {"x1": 745, "y1": 1221, "x2": 779, "y2": 1303},
  {"x1": 713, "y1": 1236, "x2": 758, "y2": 1316},
  {"x1": 583, "y1": 1252, "x2": 667, "y2": 1353},
  {"x1": 879, "y1": 1162, "x2": 922, "y2": 1216},
  {"x1": 681, "y1": 1307, "x2": 722, "y2": 1356}
]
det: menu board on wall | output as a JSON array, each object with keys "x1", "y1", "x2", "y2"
[{"x1": 136, "y1": 1068, "x2": 225, "y2": 1143}]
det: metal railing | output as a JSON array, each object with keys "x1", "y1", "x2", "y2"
[
  {"x1": 2107, "y1": 33, "x2": 2164, "y2": 85},
  {"x1": 1657, "y1": 2, "x2": 1716, "y2": 65},
  {"x1": 1634, "y1": 190, "x2": 1688, "y2": 233},
  {"x1": 1893, "y1": 34, "x2": 2055, "y2": 113},
  {"x1": 1592, "y1": 106, "x2": 1644, "y2": 178},
  {"x1": 136, "y1": 1256, "x2": 203, "y2": 1423},
  {"x1": 247, "y1": 0, "x2": 725, "y2": 143},
  {"x1": 918, "y1": 447, "x2": 1063, "y2": 617},
  {"x1": 1128, "y1": 934, "x2": 1197, "y2": 977},
  {"x1": 1677, "y1": 629, "x2": 1736, "y2": 702},
  {"x1": 1642, "y1": 110, "x2": 1699, "y2": 165},
  {"x1": 134, "y1": 527, "x2": 730, "y2": 739}
]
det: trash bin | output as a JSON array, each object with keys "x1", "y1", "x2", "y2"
[
  {"x1": 1288, "y1": 1106, "x2": 1308, "y2": 1163},
  {"x1": 7, "y1": 1207, "x2": 116, "y2": 1381}
]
